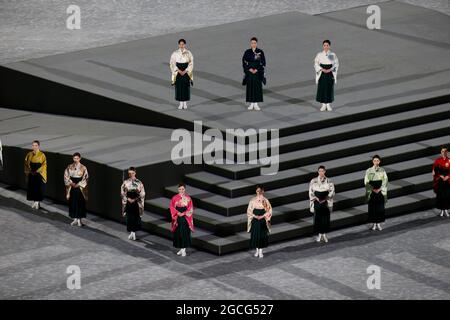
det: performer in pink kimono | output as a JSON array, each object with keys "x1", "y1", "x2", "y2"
[{"x1": 169, "y1": 183, "x2": 194, "y2": 256}]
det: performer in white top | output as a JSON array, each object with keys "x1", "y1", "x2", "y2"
[
  {"x1": 314, "y1": 40, "x2": 339, "y2": 112},
  {"x1": 170, "y1": 39, "x2": 194, "y2": 110}
]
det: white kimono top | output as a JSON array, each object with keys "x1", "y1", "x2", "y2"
[
  {"x1": 169, "y1": 48, "x2": 194, "y2": 84},
  {"x1": 309, "y1": 176, "x2": 335, "y2": 213},
  {"x1": 314, "y1": 50, "x2": 339, "y2": 84}
]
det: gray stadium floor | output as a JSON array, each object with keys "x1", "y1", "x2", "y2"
[
  {"x1": 1, "y1": 184, "x2": 449, "y2": 299},
  {"x1": 1, "y1": 0, "x2": 449, "y2": 65},
  {"x1": 2, "y1": 1, "x2": 450, "y2": 133}
]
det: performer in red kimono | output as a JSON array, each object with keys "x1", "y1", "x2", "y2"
[
  {"x1": 169, "y1": 183, "x2": 194, "y2": 256},
  {"x1": 432, "y1": 147, "x2": 450, "y2": 217}
]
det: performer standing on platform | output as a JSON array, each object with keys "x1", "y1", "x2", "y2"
[
  {"x1": 314, "y1": 40, "x2": 339, "y2": 112},
  {"x1": 364, "y1": 155, "x2": 388, "y2": 231},
  {"x1": 309, "y1": 166, "x2": 335, "y2": 243},
  {"x1": 24, "y1": 140, "x2": 47, "y2": 209},
  {"x1": 170, "y1": 39, "x2": 194, "y2": 110},
  {"x1": 242, "y1": 37, "x2": 266, "y2": 111},
  {"x1": 432, "y1": 147, "x2": 450, "y2": 217},
  {"x1": 170, "y1": 183, "x2": 194, "y2": 256},
  {"x1": 121, "y1": 167, "x2": 145, "y2": 241},
  {"x1": 247, "y1": 185, "x2": 272, "y2": 258},
  {"x1": 64, "y1": 153, "x2": 89, "y2": 227}
]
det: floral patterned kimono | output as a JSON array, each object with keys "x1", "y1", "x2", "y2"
[
  {"x1": 364, "y1": 166, "x2": 388, "y2": 223},
  {"x1": 121, "y1": 178, "x2": 145, "y2": 232},
  {"x1": 247, "y1": 196, "x2": 272, "y2": 248},
  {"x1": 64, "y1": 162, "x2": 89, "y2": 218},
  {"x1": 24, "y1": 150, "x2": 47, "y2": 201},
  {"x1": 170, "y1": 193, "x2": 194, "y2": 248},
  {"x1": 309, "y1": 176, "x2": 335, "y2": 233}
]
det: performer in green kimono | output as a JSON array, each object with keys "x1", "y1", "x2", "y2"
[
  {"x1": 314, "y1": 40, "x2": 339, "y2": 112},
  {"x1": 364, "y1": 155, "x2": 388, "y2": 231},
  {"x1": 24, "y1": 140, "x2": 47, "y2": 209},
  {"x1": 247, "y1": 185, "x2": 272, "y2": 258},
  {"x1": 170, "y1": 39, "x2": 194, "y2": 110}
]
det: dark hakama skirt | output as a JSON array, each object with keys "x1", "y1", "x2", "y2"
[
  {"x1": 173, "y1": 206, "x2": 192, "y2": 248},
  {"x1": 125, "y1": 191, "x2": 141, "y2": 232},
  {"x1": 316, "y1": 64, "x2": 334, "y2": 103},
  {"x1": 175, "y1": 62, "x2": 191, "y2": 101},
  {"x1": 27, "y1": 162, "x2": 45, "y2": 201},
  {"x1": 250, "y1": 208, "x2": 269, "y2": 249},
  {"x1": 68, "y1": 177, "x2": 86, "y2": 219},
  {"x1": 313, "y1": 191, "x2": 331, "y2": 233},
  {"x1": 436, "y1": 179, "x2": 450, "y2": 210},
  {"x1": 245, "y1": 60, "x2": 263, "y2": 103},
  {"x1": 368, "y1": 191, "x2": 386, "y2": 223}
]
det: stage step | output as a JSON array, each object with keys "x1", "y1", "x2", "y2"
[
  {"x1": 186, "y1": 135, "x2": 449, "y2": 198},
  {"x1": 204, "y1": 119, "x2": 450, "y2": 179},
  {"x1": 141, "y1": 189, "x2": 436, "y2": 255},
  {"x1": 146, "y1": 171, "x2": 434, "y2": 236},
  {"x1": 223, "y1": 102, "x2": 450, "y2": 157},
  {"x1": 165, "y1": 136, "x2": 450, "y2": 216}
]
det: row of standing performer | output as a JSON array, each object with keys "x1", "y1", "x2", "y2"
[
  {"x1": 170, "y1": 37, "x2": 338, "y2": 112},
  {"x1": 23, "y1": 141, "x2": 450, "y2": 257}
]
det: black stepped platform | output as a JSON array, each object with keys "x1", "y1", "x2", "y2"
[
  {"x1": 142, "y1": 189, "x2": 436, "y2": 255},
  {"x1": 140, "y1": 100, "x2": 449, "y2": 254},
  {"x1": 222, "y1": 99, "x2": 450, "y2": 159},
  {"x1": 163, "y1": 125, "x2": 450, "y2": 217},
  {"x1": 147, "y1": 169, "x2": 437, "y2": 236},
  {"x1": 187, "y1": 102, "x2": 450, "y2": 198},
  {"x1": 204, "y1": 118, "x2": 450, "y2": 180}
]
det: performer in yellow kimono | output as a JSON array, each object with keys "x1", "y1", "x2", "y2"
[
  {"x1": 64, "y1": 152, "x2": 89, "y2": 227},
  {"x1": 170, "y1": 39, "x2": 194, "y2": 110},
  {"x1": 247, "y1": 185, "x2": 272, "y2": 258},
  {"x1": 24, "y1": 140, "x2": 47, "y2": 209}
]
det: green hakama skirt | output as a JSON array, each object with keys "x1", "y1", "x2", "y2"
[
  {"x1": 316, "y1": 64, "x2": 334, "y2": 103},
  {"x1": 250, "y1": 208, "x2": 269, "y2": 248},
  {"x1": 173, "y1": 206, "x2": 192, "y2": 248}
]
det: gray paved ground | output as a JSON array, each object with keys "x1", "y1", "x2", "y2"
[
  {"x1": 0, "y1": 184, "x2": 449, "y2": 300},
  {"x1": 2, "y1": 0, "x2": 448, "y2": 65}
]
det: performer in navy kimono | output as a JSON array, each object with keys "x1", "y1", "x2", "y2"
[{"x1": 242, "y1": 37, "x2": 266, "y2": 111}]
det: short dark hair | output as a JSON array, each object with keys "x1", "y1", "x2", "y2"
[
  {"x1": 441, "y1": 146, "x2": 448, "y2": 151},
  {"x1": 73, "y1": 152, "x2": 81, "y2": 158},
  {"x1": 178, "y1": 182, "x2": 186, "y2": 188},
  {"x1": 178, "y1": 38, "x2": 186, "y2": 44},
  {"x1": 323, "y1": 39, "x2": 331, "y2": 45},
  {"x1": 372, "y1": 154, "x2": 381, "y2": 161},
  {"x1": 128, "y1": 167, "x2": 136, "y2": 172},
  {"x1": 250, "y1": 37, "x2": 258, "y2": 42},
  {"x1": 32, "y1": 140, "x2": 40, "y2": 146},
  {"x1": 255, "y1": 184, "x2": 264, "y2": 191},
  {"x1": 318, "y1": 165, "x2": 326, "y2": 171}
]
